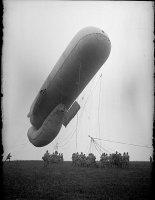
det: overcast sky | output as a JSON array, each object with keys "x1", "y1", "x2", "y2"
[{"x1": 3, "y1": 1, "x2": 154, "y2": 161}]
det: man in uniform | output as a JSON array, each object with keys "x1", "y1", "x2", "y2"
[
  {"x1": 43, "y1": 150, "x2": 50, "y2": 167},
  {"x1": 150, "y1": 156, "x2": 152, "y2": 164},
  {"x1": 6, "y1": 153, "x2": 12, "y2": 162}
]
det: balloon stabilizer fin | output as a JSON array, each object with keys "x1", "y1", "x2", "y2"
[{"x1": 62, "y1": 101, "x2": 80, "y2": 127}]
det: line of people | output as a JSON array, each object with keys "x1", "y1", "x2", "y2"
[
  {"x1": 72, "y1": 152, "x2": 97, "y2": 167},
  {"x1": 42, "y1": 150, "x2": 63, "y2": 167},
  {"x1": 99, "y1": 151, "x2": 129, "y2": 168},
  {"x1": 71, "y1": 151, "x2": 130, "y2": 168}
]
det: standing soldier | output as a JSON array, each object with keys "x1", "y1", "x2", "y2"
[
  {"x1": 125, "y1": 152, "x2": 129, "y2": 168},
  {"x1": 118, "y1": 153, "x2": 122, "y2": 168},
  {"x1": 122, "y1": 152, "x2": 126, "y2": 168},
  {"x1": 60, "y1": 153, "x2": 63, "y2": 163},
  {"x1": 42, "y1": 150, "x2": 50, "y2": 167},
  {"x1": 105, "y1": 153, "x2": 108, "y2": 168},
  {"x1": 127, "y1": 152, "x2": 129, "y2": 166},
  {"x1": 45, "y1": 150, "x2": 50, "y2": 157},
  {"x1": 5, "y1": 153, "x2": 12, "y2": 162},
  {"x1": 108, "y1": 154, "x2": 112, "y2": 168},
  {"x1": 150, "y1": 156, "x2": 152, "y2": 164},
  {"x1": 55, "y1": 151, "x2": 58, "y2": 155}
]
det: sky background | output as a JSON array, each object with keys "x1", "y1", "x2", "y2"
[{"x1": 3, "y1": 1, "x2": 154, "y2": 161}]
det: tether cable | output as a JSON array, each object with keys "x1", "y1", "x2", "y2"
[
  {"x1": 97, "y1": 73, "x2": 102, "y2": 140},
  {"x1": 93, "y1": 141, "x2": 102, "y2": 155},
  {"x1": 89, "y1": 139, "x2": 93, "y2": 154},
  {"x1": 94, "y1": 141, "x2": 111, "y2": 154},
  {"x1": 96, "y1": 138, "x2": 152, "y2": 149},
  {"x1": 75, "y1": 62, "x2": 81, "y2": 150},
  {"x1": 58, "y1": 114, "x2": 79, "y2": 148},
  {"x1": 79, "y1": 74, "x2": 101, "y2": 120}
]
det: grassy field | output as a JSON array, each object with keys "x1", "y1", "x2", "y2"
[{"x1": 2, "y1": 161, "x2": 152, "y2": 200}]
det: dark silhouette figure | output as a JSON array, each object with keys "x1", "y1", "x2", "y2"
[
  {"x1": 4, "y1": 153, "x2": 12, "y2": 162},
  {"x1": 150, "y1": 156, "x2": 152, "y2": 164}
]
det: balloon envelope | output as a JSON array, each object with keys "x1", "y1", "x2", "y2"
[{"x1": 27, "y1": 26, "x2": 111, "y2": 147}]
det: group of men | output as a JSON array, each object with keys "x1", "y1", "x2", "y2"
[
  {"x1": 99, "y1": 151, "x2": 129, "y2": 168},
  {"x1": 42, "y1": 150, "x2": 63, "y2": 167},
  {"x1": 72, "y1": 152, "x2": 96, "y2": 167},
  {"x1": 71, "y1": 151, "x2": 130, "y2": 168}
]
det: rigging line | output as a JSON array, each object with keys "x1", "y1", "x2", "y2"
[
  {"x1": 57, "y1": 126, "x2": 75, "y2": 146},
  {"x1": 57, "y1": 128, "x2": 76, "y2": 147},
  {"x1": 57, "y1": 106, "x2": 80, "y2": 147},
  {"x1": 96, "y1": 141, "x2": 113, "y2": 154},
  {"x1": 82, "y1": 77, "x2": 99, "y2": 107},
  {"x1": 97, "y1": 73, "x2": 102, "y2": 139},
  {"x1": 57, "y1": 68, "x2": 80, "y2": 146},
  {"x1": 79, "y1": 75, "x2": 101, "y2": 120},
  {"x1": 75, "y1": 62, "x2": 81, "y2": 150},
  {"x1": 76, "y1": 113, "x2": 79, "y2": 150},
  {"x1": 89, "y1": 139, "x2": 93, "y2": 154},
  {"x1": 57, "y1": 108, "x2": 79, "y2": 146},
  {"x1": 95, "y1": 138, "x2": 152, "y2": 149},
  {"x1": 96, "y1": 143, "x2": 111, "y2": 154},
  {"x1": 57, "y1": 73, "x2": 100, "y2": 149},
  {"x1": 57, "y1": 126, "x2": 76, "y2": 147},
  {"x1": 94, "y1": 141, "x2": 105, "y2": 154},
  {"x1": 57, "y1": 128, "x2": 76, "y2": 148},
  {"x1": 94, "y1": 141, "x2": 111, "y2": 154},
  {"x1": 93, "y1": 141, "x2": 102, "y2": 156},
  {"x1": 94, "y1": 139, "x2": 115, "y2": 153},
  {"x1": 93, "y1": 141, "x2": 102, "y2": 154},
  {"x1": 76, "y1": 81, "x2": 99, "y2": 140},
  {"x1": 102, "y1": 143, "x2": 115, "y2": 153},
  {"x1": 58, "y1": 114, "x2": 79, "y2": 148},
  {"x1": 94, "y1": 141, "x2": 105, "y2": 153}
]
